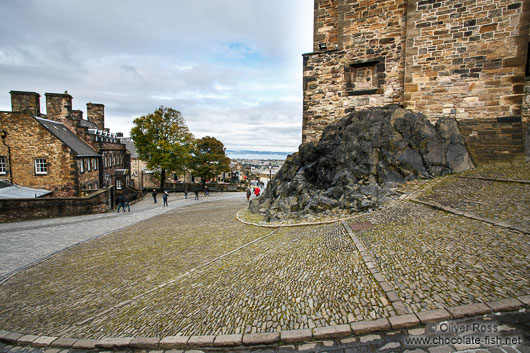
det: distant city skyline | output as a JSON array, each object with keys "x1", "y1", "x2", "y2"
[{"x1": 0, "y1": 1, "x2": 313, "y2": 152}]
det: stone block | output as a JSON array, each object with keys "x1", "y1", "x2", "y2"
[
  {"x1": 1, "y1": 332, "x2": 23, "y2": 344},
  {"x1": 16, "y1": 335, "x2": 39, "y2": 345},
  {"x1": 486, "y1": 298, "x2": 524, "y2": 312},
  {"x1": 416, "y1": 309, "x2": 452, "y2": 324},
  {"x1": 159, "y1": 336, "x2": 189, "y2": 349},
  {"x1": 242, "y1": 332, "x2": 280, "y2": 345},
  {"x1": 213, "y1": 334, "x2": 242, "y2": 347},
  {"x1": 32, "y1": 336, "x2": 58, "y2": 347},
  {"x1": 187, "y1": 335, "x2": 215, "y2": 347},
  {"x1": 351, "y1": 318, "x2": 390, "y2": 334},
  {"x1": 313, "y1": 324, "x2": 351, "y2": 339},
  {"x1": 72, "y1": 339, "x2": 98, "y2": 349},
  {"x1": 447, "y1": 303, "x2": 491, "y2": 319},
  {"x1": 95, "y1": 337, "x2": 133, "y2": 349},
  {"x1": 280, "y1": 329, "x2": 312, "y2": 343},
  {"x1": 129, "y1": 337, "x2": 160, "y2": 349},
  {"x1": 518, "y1": 295, "x2": 530, "y2": 307},
  {"x1": 49, "y1": 337, "x2": 79, "y2": 348},
  {"x1": 389, "y1": 314, "x2": 420, "y2": 329},
  {"x1": 386, "y1": 290, "x2": 401, "y2": 302}
]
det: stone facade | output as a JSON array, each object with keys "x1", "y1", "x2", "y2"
[
  {"x1": 303, "y1": 0, "x2": 530, "y2": 164},
  {"x1": 0, "y1": 112, "x2": 99, "y2": 197},
  {"x1": 0, "y1": 90, "x2": 130, "y2": 196}
]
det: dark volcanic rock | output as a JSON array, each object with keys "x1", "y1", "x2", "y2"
[{"x1": 249, "y1": 105, "x2": 474, "y2": 221}]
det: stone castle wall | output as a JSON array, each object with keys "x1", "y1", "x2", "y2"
[{"x1": 303, "y1": 0, "x2": 530, "y2": 164}]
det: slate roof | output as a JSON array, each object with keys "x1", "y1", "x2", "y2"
[
  {"x1": 119, "y1": 137, "x2": 138, "y2": 158},
  {"x1": 34, "y1": 117, "x2": 100, "y2": 157},
  {"x1": 0, "y1": 181, "x2": 52, "y2": 199}
]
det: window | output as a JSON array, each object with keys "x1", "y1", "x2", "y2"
[
  {"x1": 344, "y1": 58, "x2": 385, "y2": 96},
  {"x1": 87, "y1": 158, "x2": 91, "y2": 171},
  {"x1": 92, "y1": 158, "x2": 96, "y2": 171},
  {"x1": 104, "y1": 155, "x2": 107, "y2": 168},
  {"x1": 93, "y1": 158, "x2": 98, "y2": 170},
  {"x1": 116, "y1": 179, "x2": 122, "y2": 190},
  {"x1": 79, "y1": 159, "x2": 84, "y2": 173},
  {"x1": 113, "y1": 155, "x2": 116, "y2": 167},
  {"x1": 0, "y1": 157, "x2": 6, "y2": 175},
  {"x1": 35, "y1": 158, "x2": 47, "y2": 175}
]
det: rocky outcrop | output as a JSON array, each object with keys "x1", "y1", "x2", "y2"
[{"x1": 249, "y1": 105, "x2": 474, "y2": 221}]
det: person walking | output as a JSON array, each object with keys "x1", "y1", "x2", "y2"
[
  {"x1": 116, "y1": 194, "x2": 125, "y2": 213},
  {"x1": 184, "y1": 188, "x2": 188, "y2": 199},
  {"x1": 204, "y1": 185, "x2": 209, "y2": 197},
  {"x1": 254, "y1": 186, "x2": 260, "y2": 197},
  {"x1": 152, "y1": 189, "x2": 158, "y2": 203},
  {"x1": 123, "y1": 194, "x2": 130, "y2": 212},
  {"x1": 246, "y1": 188, "x2": 251, "y2": 201},
  {"x1": 194, "y1": 189, "x2": 199, "y2": 200},
  {"x1": 163, "y1": 191, "x2": 169, "y2": 207}
]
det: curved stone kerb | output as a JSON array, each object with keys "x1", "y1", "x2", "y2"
[{"x1": 0, "y1": 296, "x2": 528, "y2": 350}]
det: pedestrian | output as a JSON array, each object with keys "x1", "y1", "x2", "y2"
[
  {"x1": 116, "y1": 194, "x2": 125, "y2": 213},
  {"x1": 254, "y1": 186, "x2": 260, "y2": 197},
  {"x1": 246, "y1": 188, "x2": 251, "y2": 201},
  {"x1": 123, "y1": 194, "x2": 130, "y2": 212},
  {"x1": 194, "y1": 189, "x2": 199, "y2": 200},
  {"x1": 184, "y1": 188, "x2": 188, "y2": 199},
  {"x1": 204, "y1": 185, "x2": 209, "y2": 197},
  {"x1": 152, "y1": 189, "x2": 157, "y2": 203},
  {"x1": 163, "y1": 191, "x2": 169, "y2": 207}
]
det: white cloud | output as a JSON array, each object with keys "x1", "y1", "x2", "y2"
[{"x1": 0, "y1": 0, "x2": 313, "y2": 152}]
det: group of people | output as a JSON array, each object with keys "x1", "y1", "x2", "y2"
[
  {"x1": 246, "y1": 185, "x2": 261, "y2": 201},
  {"x1": 115, "y1": 194, "x2": 130, "y2": 213},
  {"x1": 151, "y1": 189, "x2": 170, "y2": 206}
]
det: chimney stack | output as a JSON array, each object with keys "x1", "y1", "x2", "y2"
[
  {"x1": 45, "y1": 91, "x2": 72, "y2": 122},
  {"x1": 87, "y1": 103, "x2": 105, "y2": 130},
  {"x1": 10, "y1": 91, "x2": 41, "y2": 116}
]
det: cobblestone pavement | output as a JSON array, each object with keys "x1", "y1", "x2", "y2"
[
  {"x1": 1, "y1": 164, "x2": 529, "y2": 352},
  {"x1": 347, "y1": 202, "x2": 529, "y2": 314},
  {"x1": 67, "y1": 223, "x2": 392, "y2": 338},
  {"x1": 417, "y1": 177, "x2": 529, "y2": 232},
  {"x1": 0, "y1": 195, "x2": 270, "y2": 336},
  {"x1": 0, "y1": 192, "x2": 243, "y2": 281}
]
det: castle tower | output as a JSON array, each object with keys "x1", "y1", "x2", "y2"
[{"x1": 303, "y1": 0, "x2": 530, "y2": 164}]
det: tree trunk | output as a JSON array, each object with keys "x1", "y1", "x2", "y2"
[{"x1": 160, "y1": 168, "x2": 166, "y2": 191}]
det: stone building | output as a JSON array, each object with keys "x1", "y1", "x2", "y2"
[
  {"x1": 0, "y1": 90, "x2": 130, "y2": 196},
  {"x1": 303, "y1": 0, "x2": 529, "y2": 164}
]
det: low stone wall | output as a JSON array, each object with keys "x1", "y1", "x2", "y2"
[
  {"x1": 164, "y1": 183, "x2": 245, "y2": 192},
  {"x1": 0, "y1": 188, "x2": 111, "y2": 223}
]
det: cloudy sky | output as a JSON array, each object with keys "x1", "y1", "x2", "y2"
[{"x1": 0, "y1": 1, "x2": 313, "y2": 152}]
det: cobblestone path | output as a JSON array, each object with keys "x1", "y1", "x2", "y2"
[
  {"x1": 0, "y1": 192, "x2": 241, "y2": 281},
  {"x1": 0, "y1": 164, "x2": 529, "y2": 352}
]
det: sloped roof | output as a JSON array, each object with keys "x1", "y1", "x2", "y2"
[
  {"x1": 0, "y1": 181, "x2": 52, "y2": 199},
  {"x1": 79, "y1": 119, "x2": 99, "y2": 129},
  {"x1": 35, "y1": 117, "x2": 100, "y2": 157},
  {"x1": 119, "y1": 137, "x2": 138, "y2": 158}
]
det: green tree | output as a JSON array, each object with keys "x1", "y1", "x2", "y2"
[
  {"x1": 191, "y1": 136, "x2": 231, "y2": 187},
  {"x1": 130, "y1": 106, "x2": 194, "y2": 191}
]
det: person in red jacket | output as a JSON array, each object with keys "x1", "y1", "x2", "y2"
[{"x1": 254, "y1": 186, "x2": 260, "y2": 197}]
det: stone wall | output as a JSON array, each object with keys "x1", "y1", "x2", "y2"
[
  {"x1": 304, "y1": 0, "x2": 407, "y2": 143},
  {"x1": 45, "y1": 92, "x2": 73, "y2": 123},
  {"x1": 10, "y1": 91, "x2": 41, "y2": 116},
  {"x1": 0, "y1": 188, "x2": 111, "y2": 223},
  {"x1": 303, "y1": 0, "x2": 530, "y2": 164}
]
